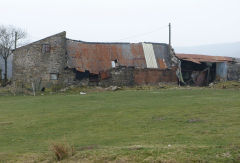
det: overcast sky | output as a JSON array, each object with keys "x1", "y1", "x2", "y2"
[{"x1": 1, "y1": 0, "x2": 240, "y2": 47}]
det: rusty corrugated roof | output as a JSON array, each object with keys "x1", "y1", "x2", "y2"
[
  {"x1": 176, "y1": 53, "x2": 232, "y2": 64},
  {"x1": 67, "y1": 39, "x2": 173, "y2": 74}
]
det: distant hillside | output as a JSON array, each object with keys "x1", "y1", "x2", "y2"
[{"x1": 175, "y1": 42, "x2": 240, "y2": 58}]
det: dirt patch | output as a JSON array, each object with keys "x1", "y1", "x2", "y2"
[
  {"x1": 77, "y1": 145, "x2": 98, "y2": 151},
  {"x1": 127, "y1": 145, "x2": 144, "y2": 150}
]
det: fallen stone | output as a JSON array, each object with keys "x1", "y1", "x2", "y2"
[{"x1": 105, "y1": 86, "x2": 121, "y2": 91}]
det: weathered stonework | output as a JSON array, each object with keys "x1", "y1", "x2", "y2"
[
  {"x1": 99, "y1": 67, "x2": 135, "y2": 86},
  {"x1": 13, "y1": 32, "x2": 68, "y2": 89},
  {"x1": 12, "y1": 31, "x2": 179, "y2": 90},
  {"x1": 133, "y1": 68, "x2": 178, "y2": 85},
  {"x1": 99, "y1": 67, "x2": 178, "y2": 87},
  {"x1": 227, "y1": 62, "x2": 240, "y2": 81}
]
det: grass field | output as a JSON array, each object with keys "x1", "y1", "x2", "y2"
[{"x1": 0, "y1": 88, "x2": 240, "y2": 162}]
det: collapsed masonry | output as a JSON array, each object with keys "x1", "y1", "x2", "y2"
[{"x1": 12, "y1": 32, "x2": 180, "y2": 90}]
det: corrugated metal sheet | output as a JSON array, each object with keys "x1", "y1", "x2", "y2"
[
  {"x1": 130, "y1": 44, "x2": 147, "y2": 68},
  {"x1": 176, "y1": 54, "x2": 233, "y2": 64},
  {"x1": 216, "y1": 62, "x2": 228, "y2": 80},
  {"x1": 67, "y1": 39, "x2": 175, "y2": 74},
  {"x1": 152, "y1": 44, "x2": 171, "y2": 69},
  {"x1": 142, "y1": 43, "x2": 158, "y2": 68},
  {"x1": 67, "y1": 40, "x2": 147, "y2": 74}
]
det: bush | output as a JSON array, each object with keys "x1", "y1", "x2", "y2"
[{"x1": 50, "y1": 142, "x2": 74, "y2": 161}]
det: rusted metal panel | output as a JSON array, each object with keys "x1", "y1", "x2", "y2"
[
  {"x1": 120, "y1": 44, "x2": 133, "y2": 66},
  {"x1": 152, "y1": 44, "x2": 165, "y2": 59},
  {"x1": 67, "y1": 39, "x2": 175, "y2": 74},
  {"x1": 176, "y1": 54, "x2": 233, "y2": 63},
  {"x1": 152, "y1": 44, "x2": 171, "y2": 69},
  {"x1": 130, "y1": 43, "x2": 147, "y2": 68},
  {"x1": 67, "y1": 40, "x2": 148, "y2": 74},
  {"x1": 100, "y1": 71, "x2": 110, "y2": 80},
  {"x1": 142, "y1": 43, "x2": 158, "y2": 68},
  {"x1": 157, "y1": 59, "x2": 167, "y2": 69},
  {"x1": 182, "y1": 58, "x2": 201, "y2": 64}
]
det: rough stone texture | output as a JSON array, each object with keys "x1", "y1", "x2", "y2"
[
  {"x1": 61, "y1": 68, "x2": 76, "y2": 86},
  {"x1": 134, "y1": 68, "x2": 178, "y2": 85},
  {"x1": 99, "y1": 67, "x2": 178, "y2": 86},
  {"x1": 12, "y1": 32, "x2": 68, "y2": 89},
  {"x1": 12, "y1": 32, "x2": 179, "y2": 89},
  {"x1": 227, "y1": 62, "x2": 240, "y2": 81},
  {"x1": 99, "y1": 67, "x2": 134, "y2": 87}
]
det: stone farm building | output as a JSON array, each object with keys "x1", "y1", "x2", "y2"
[
  {"x1": 12, "y1": 32, "x2": 179, "y2": 89},
  {"x1": 12, "y1": 31, "x2": 240, "y2": 89}
]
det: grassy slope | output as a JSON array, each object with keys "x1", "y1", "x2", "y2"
[{"x1": 0, "y1": 89, "x2": 240, "y2": 162}]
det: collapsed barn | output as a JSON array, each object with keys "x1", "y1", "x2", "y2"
[
  {"x1": 12, "y1": 31, "x2": 240, "y2": 89},
  {"x1": 12, "y1": 32, "x2": 180, "y2": 90},
  {"x1": 176, "y1": 54, "x2": 240, "y2": 86}
]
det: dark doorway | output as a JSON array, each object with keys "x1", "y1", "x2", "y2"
[{"x1": 180, "y1": 61, "x2": 216, "y2": 86}]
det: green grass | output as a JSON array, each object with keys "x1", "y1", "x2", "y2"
[{"x1": 0, "y1": 89, "x2": 240, "y2": 162}]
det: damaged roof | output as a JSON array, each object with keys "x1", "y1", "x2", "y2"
[
  {"x1": 13, "y1": 31, "x2": 176, "y2": 75},
  {"x1": 176, "y1": 53, "x2": 232, "y2": 64},
  {"x1": 67, "y1": 39, "x2": 174, "y2": 74}
]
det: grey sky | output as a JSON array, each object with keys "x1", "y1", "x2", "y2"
[{"x1": 1, "y1": 0, "x2": 240, "y2": 47}]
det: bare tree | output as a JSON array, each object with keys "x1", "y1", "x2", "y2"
[{"x1": 0, "y1": 25, "x2": 26, "y2": 85}]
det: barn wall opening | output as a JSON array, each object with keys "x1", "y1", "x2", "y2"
[
  {"x1": 74, "y1": 69, "x2": 99, "y2": 83},
  {"x1": 75, "y1": 70, "x2": 90, "y2": 80},
  {"x1": 180, "y1": 60, "x2": 216, "y2": 86}
]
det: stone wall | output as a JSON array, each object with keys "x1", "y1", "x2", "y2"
[
  {"x1": 12, "y1": 31, "x2": 179, "y2": 90},
  {"x1": 227, "y1": 62, "x2": 240, "y2": 81},
  {"x1": 99, "y1": 67, "x2": 178, "y2": 86},
  {"x1": 99, "y1": 67, "x2": 134, "y2": 86},
  {"x1": 216, "y1": 61, "x2": 240, "y2": 81},
  {"x1": 12, "y1": 32, "x2": 68, "y2": 89},
  {"x1": 134, "y1": 68, "x2": 178, "y2": 85}
]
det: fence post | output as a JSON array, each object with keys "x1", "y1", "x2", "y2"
[{"x1": 32, "y1": 82, "x2": 35, "y2": 96}]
